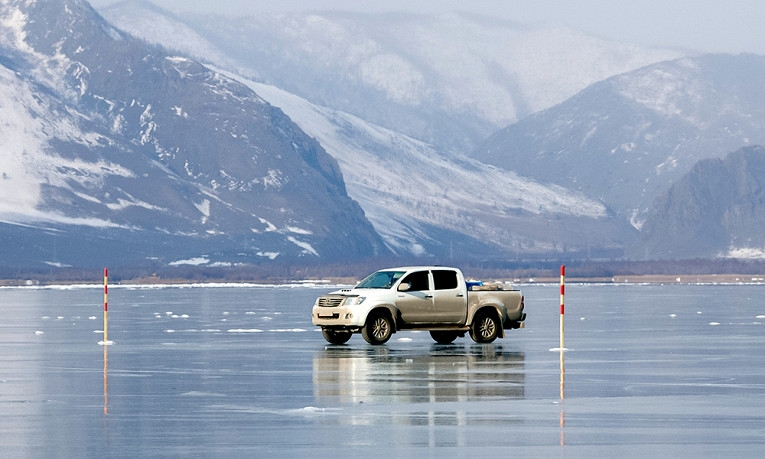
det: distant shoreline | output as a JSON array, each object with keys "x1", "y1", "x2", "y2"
[
  {"x1": 517, "y1": 274, "x2": 765, "y2": 285},
  {"x1": 2, "y1": 273, "x2": 764, "y2": 288}
]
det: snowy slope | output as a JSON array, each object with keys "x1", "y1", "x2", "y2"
[
  {"x1": 224, "y1": 71, "x2": 633, "y2": 257},
  {"x1": 477, "y1": 54, "x2": 765, "y2": 231},
  {"x1": 0, "y1": 41, "x2": 127, "y2": 227}
]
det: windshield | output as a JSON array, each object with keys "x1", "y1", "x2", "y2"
[{"x1": 355, "y1": 270, "x2": 406, "y2": 289}]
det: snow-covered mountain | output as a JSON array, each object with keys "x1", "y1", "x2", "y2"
[
  {"x1": 631, "y1": 146, "x2": 765, "y2": 259},
  {"x1": 9, "y1": 0, "x2": 755, "y2": 267},
  {"x1": 227, "y1": 74, "x2": 633, "y2": 258},
  {"x1": 476, "y1": 54, "x2": 765, "y2": 236},
  {"x1": 99, "y1": 1, "x2": 682, "y2": 154},
  {"x1": 94, "y1": 0, "x2": 679, "y2": 259},
  {"x1": 0, "y1": 0, "x2": 387, "y2": 268}
]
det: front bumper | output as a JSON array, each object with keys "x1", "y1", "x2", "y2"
[{"x1": 312, "y1": 305, "x2": 365, "y2": 328}]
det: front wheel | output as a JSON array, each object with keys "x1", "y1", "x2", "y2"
[
  {"x1": 362, "y1": 312, "x2": 393, "y2": 345},
  {"x1": 470, "y1": 311, "x2": 499, "y2": 343},
  {"x1": 322, "y1": 328, "x2": 352, "y2": 345}
]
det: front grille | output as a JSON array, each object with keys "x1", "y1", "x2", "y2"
[{"x1": 318, "y1": 296, "x2": 344, "y2": 308}]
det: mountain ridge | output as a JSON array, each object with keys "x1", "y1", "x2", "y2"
[
  {"x1": 476, "y1": 53, "x2": 765, "y2": 231},
  {"x1": 0, "y1": 0, "x2": 388, "y2": 268},
  {"x1": 99, "y1": 1, "x2": 682, "y2": 153},
  {"x1": 631, "y1": 146, "x2": 765, "y2": 259}
]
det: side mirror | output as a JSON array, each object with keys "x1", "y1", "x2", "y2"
[{"x1": 398, "y1": 282, "x2": 412, "y2": 292}]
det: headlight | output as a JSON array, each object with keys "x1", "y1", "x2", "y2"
[{"x1": 344, "y1": 296, "x2": 366, "y2": 306}]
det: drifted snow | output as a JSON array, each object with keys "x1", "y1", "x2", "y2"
[
  {"x1": 195, "y1": 199, "x2": 211, "y2": 218},
  {"x1": 286, "y1": 226, "x2": 312, "y2": 235},
  {"x1": 287, "y1": 236, "x2": 319, "y2": 256},
  {"x1": 0, "y1": 3, "x2": 79, "y2": 98},
  {"x1": 723, "y1": 247, "x2": 765, "y2": 259},
  {"x1": 169, "y1": 257, "x2": 210, "y2": 266},
  {"x1": 105, "y1": 196, "x2": 166, "y2": 212},
  {"x1": 0, "y1": 64, "x2": 128, "y2": 223}
]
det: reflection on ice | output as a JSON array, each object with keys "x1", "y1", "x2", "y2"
[
  {"x1": 310, "y1": 345, "x2": 527, "y2": 436},
  {"x1": 313, "y1": 345, "x2": 524, "y2": 407}
]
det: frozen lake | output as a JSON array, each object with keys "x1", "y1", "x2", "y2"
[{"x1": 1, "y1": 282, "x2": 765, "y2": 457}]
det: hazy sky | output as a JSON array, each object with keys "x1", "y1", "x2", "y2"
[{"x1": 90, "y1": 0, "x2": 765, "y2": 55}]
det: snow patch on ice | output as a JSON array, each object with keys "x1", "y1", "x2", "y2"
[
  {"x1": 291, "y1": 406, "x2": 341, "y2": 414},
  {"x1": 181, "y1": 391, "x2": 226, "y2": 397}
]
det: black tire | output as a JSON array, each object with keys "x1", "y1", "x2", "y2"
[
  {"x1": 362, "y1": 312, "x2": 393, "y2": 345},
  {"x1": 429, "y1": 330, "x2": 459, "y2": 344},
  {"x1": 470, "y1": 310, "x2": 499, "y2": 343},
  {"x1": 322, "y1": 328, "x2": 352, "y2": 345}
]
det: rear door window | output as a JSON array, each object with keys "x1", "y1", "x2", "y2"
[{"x1": 432, "y1": 270, "x2": 458, "y2": 290}]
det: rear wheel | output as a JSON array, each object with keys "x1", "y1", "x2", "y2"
[
  {"x1": 470, "y1": 311, "x2": 499, "y2": 343},
  {"x1": 429, "y1": 330, "x2": 459, "y2": 344},
  {"x1": 322, "y1": 328, "x2": 352, "y2": 345},
  {"x1": 362, "y1": 312, "x2": 393, "y2": 345}
]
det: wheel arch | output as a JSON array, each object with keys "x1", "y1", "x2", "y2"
[
  {"x1": 366, "y1": 304, "x2": 398, "y2": 333},
  {"x1": 470, "y1": 304, "x2": 505, "y2": 338}
]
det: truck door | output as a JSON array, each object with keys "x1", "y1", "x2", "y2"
[
  {"x1": 395, "y1": 270, "x2": 433, "y2": 323},
  {"x1": 431, "y1": 269, "x2": 467, "y2": 323}
]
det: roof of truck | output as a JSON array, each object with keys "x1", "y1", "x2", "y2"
[{"x1": 378, "y1": 266, "x2": 458, "y2": 271}]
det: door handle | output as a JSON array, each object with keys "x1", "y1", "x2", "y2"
[
  {"x1": 456, "y1": 293, "x2": 464, "y2": 297},
  {"x1": 425, "y1": 295, "x2": 433, "y2": 299}
]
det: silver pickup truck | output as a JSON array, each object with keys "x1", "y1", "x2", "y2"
[{"x1": 311, "y1": 266, "x2": 525, "y2": 345}]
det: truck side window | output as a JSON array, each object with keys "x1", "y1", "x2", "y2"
[
  {"x1": 432, "y1": 270, "x2": 458, "y2": 290},
  {"x1": 401, "y1": 271, "x2": 429, "y2": 291}
]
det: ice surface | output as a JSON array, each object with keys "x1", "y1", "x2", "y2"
[{"x1": 1, "y1": 283, "x2": 764, "y2": 456}]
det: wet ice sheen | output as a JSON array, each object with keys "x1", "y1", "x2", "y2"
[{"x1": 0, "y1": 283, "x2": 764, "y2": 456}]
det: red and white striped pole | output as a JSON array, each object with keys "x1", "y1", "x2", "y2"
[
  {"x1": 559, "y1": 265, "x2": 566, "y2": 401},
  {"x1": 103, "y1": 268, "x2": 109, "y2": 344},
  {"x1": 560, "y1": 265, "x2": 565, "y2": 351}
]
